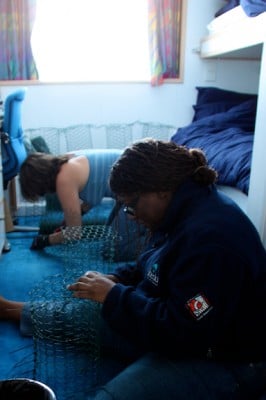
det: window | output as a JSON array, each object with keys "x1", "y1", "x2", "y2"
[{"x1": 31, "y1": 0, "x2": 151, "y2": 82}]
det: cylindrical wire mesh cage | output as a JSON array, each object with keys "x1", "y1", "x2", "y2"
[
  {"x1": 45, "y1": 224, "x2": 121, "y2": 272},
  {"x1": 30, "y1": 286, "x2": 101, "y2": 400},
  {"x1": 29, "y1": 225, "x2": 120, "y2": 400}
]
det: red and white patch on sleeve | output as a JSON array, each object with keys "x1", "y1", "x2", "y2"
[{"x1": 186, "y1": 293, "x2": 213, "y2": 320}]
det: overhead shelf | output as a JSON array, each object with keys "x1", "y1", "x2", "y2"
[{"x1": 200, "y1": 6, "x2": 266, "y2": 59}]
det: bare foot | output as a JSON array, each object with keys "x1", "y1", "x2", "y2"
[{"x1": 0, "y1": 295, "x2": 23, "y2": 321}]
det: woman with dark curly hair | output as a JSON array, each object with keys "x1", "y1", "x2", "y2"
[{"x1": 2, "y1": 139, "x2": 266, "y2": 399}]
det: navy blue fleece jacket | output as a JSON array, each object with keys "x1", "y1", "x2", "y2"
[{"x1": 102, "y1": 181, "x2": 266, "y2": 361}]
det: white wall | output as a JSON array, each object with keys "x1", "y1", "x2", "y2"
[{"x1": 0, "y1": 0, "x2": 260, "y2": 131}]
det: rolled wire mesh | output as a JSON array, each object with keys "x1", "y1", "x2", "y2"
[
  {"x1": 45, "y1": 224, "x2": 120, "y2": 271},
  {"x1": 30, "y1": 279, "x2": 101, "y2": 400},
  {"x1": 24, "y1": 128, "x2": 61, "y2": 155},
  {"x1": 105, "y1": 124, "x2": 133, "y2": 149},
  {"x1": 141, "y1": 122, "x2": 177, "y2": 141},
  {"x1": 28, "y1": 225, "x2": 120, "y2": 400},
  {"x1": 63, "y1": 124, "x2": 93, "y2": 151}
]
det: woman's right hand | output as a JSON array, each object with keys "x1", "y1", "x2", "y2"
[
  {"x1": 85, "y1": 270, "x2": 120, "y2": 283},
  {"x1": 68, "y1": 271, "x2": 118, "y2": 303}
]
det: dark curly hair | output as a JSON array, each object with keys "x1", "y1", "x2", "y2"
[
  {"x1": 19, "y1": 152, "x2": 69, "y2": 201},
  {"x1": 109, "y1": 138, "x2": 217, "y2": 196}
]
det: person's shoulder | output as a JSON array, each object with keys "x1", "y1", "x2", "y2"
[{"x1": 67, "y1": 154, "x2": 88, "y2": 166}]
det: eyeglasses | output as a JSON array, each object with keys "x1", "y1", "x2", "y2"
[{"x1": 123, "y1": 196, "x2": 139, "y2": 216}]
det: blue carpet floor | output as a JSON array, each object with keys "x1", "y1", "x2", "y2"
[
  {"x1": 0, "y1": 229, "x2": 63, "y2": 381},
  {"x1": 0, "y1": 211, "x2": 128, "y2": 399},
  {"x1": 0, "y1": 201, "x2": 142, "y2": 399}
]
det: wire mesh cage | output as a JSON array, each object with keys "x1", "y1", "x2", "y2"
[
  {"x1": 27, "y1": 225, "x2": 121, "y2": 400},
  {"x1": 45, "y1": 224, "x2": 120, "y2": 270},
  {"x1": 141, "y1": 122, "x2": 177, "y2": 141},
  {"x1": 30, "y1": 280, "x2": 101, "y2": 400},
  {"x1": 24, "y1": 128, "x2": 62, "y2": 155},
  {"x1": 63, "y1": 124, "x2": 93, "y2": 152},
  {"x1": 105, "y1": 124, "x2": 133, "y2": 149}
]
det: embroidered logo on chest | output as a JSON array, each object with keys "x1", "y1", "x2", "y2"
[
  {"x1": 186, "y1": 293, "x2": 213, "y2": 320},
  {"x1": 147, "y1": 263, "x2": 159, "y2": 286}
]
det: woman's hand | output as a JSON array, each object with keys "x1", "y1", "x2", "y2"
[
  {"x1": 84, "y1": 270, "x2": 120, "y2": 283},
  {"x1": 67, "y1": 271, "x2": 116, "y2": 303}
]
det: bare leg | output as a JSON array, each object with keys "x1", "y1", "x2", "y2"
[{"x1": 0, "y1": 295, "x2": 23, "y2": 321}]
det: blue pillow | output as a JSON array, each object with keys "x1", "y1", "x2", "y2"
[
  {"x1": 192, "y1": 101, "x2": 240, "y2": 122},
  {"x1": 240, "y1": 0, "x2": 266, "y2": 16},
  {"x1": 195, "y1": 86, "x2": 257, "y2": 106},
  {"x1": 193, "y1": 87, "x2": 257, "y2": 122}
]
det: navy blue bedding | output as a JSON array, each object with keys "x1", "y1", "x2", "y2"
[
  {"x1": 241, "y1": 0, "x2": 266, "y2": 16},
  {"x1": 171, "y1": 99, "x2": 257, "y2": 195},
  {"x1": 215, "y1": 0, "x2": 266, "y2": 17},
  {"x1": 214, "y1": 0, "x2": 266, "y2": 17}
]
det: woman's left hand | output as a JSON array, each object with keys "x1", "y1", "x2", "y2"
[{"x1": 67, "y1": 271, "x2": 116, "y2": 303}]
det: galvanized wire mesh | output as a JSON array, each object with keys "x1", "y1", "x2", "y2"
[
  {"x1": 141, "y1": 122, "x2": 176, "y2": 141},
  {"x1": 24, "y1": 121, "x2": 177, "y2": 156},
  {"x1": 24, "y1": 128, "x2": 61, "y2": 155},
  {"x1": 105, "y1": 124, "x2": 133, "y2": 149},
  {"x1": 30, "y1": 277, "x2": 101, "y2": 400},
  {"x1": 63, "y1": 124, "x2": 93, "y2": 151},
  {"x1": 28, "y1": 225, "x2": 120, "y2": 400},
  {"x1": 45, "y1": 224, "x2": 120, "y2": 270}
]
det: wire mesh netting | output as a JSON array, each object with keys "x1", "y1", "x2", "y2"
[
  {"x1": 27, "y1": 225, "x2": 121, "y2": 400},
  {"x1": 63, "y1": 125, "x2": 93, "y2": 151},
  {"x1": 30, "y1": 278, "x2": 101, "y2": 400},
  {"x1": 23, "y1": 121, "x2": 177, "y2": 156},
  {"x1": 141, "y1": 122, "x2": 176, "y2": 141},
  {"x1": 105, "y1": 124, "x2": 133, "y2": 149},
  {"x1": 45, "y1": 224, "x2": 120, "y2": 269},
  {"x1": 24, "y1": 127, "x2": 62, "y2": 155}
]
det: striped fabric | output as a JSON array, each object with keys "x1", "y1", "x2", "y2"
[
  {"x1": 0, "y1": 0, "x2": 39, "y2": 80},
  {"x1": 78, "y1": 149, "x2": 123, "y2": 208},
  {"x1": 148, "y1": 0, "x2": 182, "y2": 85}
]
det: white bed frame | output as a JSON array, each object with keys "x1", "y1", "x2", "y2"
[{"x1": 199, "y1": 6, "x2": 266, "y2": 247}]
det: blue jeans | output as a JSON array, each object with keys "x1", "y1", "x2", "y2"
[{"x1": 88, "y1": 354, "x2": 266, "y2": 400}]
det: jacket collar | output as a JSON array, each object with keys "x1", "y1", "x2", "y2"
[{"x1": 156, "y1": 180, "x2": 215, "y2": 234}]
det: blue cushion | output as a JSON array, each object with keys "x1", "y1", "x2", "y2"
[
  {"x1": 240, "y1": 0, "x2": 266, "y2": 16},
  {"x1": 195, "y1": 86, "x2": 257, "y2": 106},
  {"x1": 193, "y1": 86, "x2": 257, "y2": 123},
  {"x1": 192, "y1": 101, "x2": 239, "y2": 122}
]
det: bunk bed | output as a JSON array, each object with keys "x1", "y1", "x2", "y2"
[
  {"x1": 171, "y1": 86, "x2": 256, "y2": 212},
  {"x1": 174, "y1": 3, "x2": 266, "y2": 246}
]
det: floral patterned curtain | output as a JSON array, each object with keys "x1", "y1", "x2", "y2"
[
  {"x1": 0, "y1": 0, "x2": 39, "y2": 80},
  {"x1": 148, "y1": 0, "x2": 182, "y2": 86}
]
